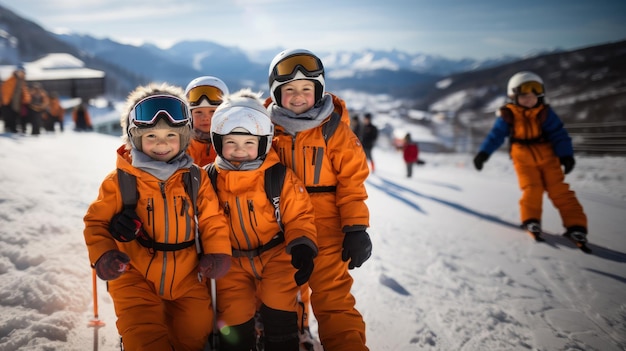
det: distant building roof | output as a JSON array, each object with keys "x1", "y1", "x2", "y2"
[
  {"x1": 1, "y1": 53, "x2": 106, "y2": 99},
  {"x1": 0, "y1": 53, "x2": 105, "y2": 81}
]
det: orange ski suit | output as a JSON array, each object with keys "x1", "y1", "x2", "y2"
[
  {"x1": 267, "y1": 93, "x2": 370, "y2": 351},
  {"x1": 83, "y1": 145, "x2": 232, "y2": 351},
  {"x1": 1, "y1": 74, "x2": 31, "y2": 106},
  {"x1": 479, "y1": 103, "x2": 587, "y2": 229},
  {"x1": 187, "y1": 138, "x2": 217, "y2": 167},
  {"x1": 212, "y1": 149, "x2": 318, "y2": 327}
]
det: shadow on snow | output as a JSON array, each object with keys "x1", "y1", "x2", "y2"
[{"x1": 368, "y1": 175, "x2": 520, "y2": 230}]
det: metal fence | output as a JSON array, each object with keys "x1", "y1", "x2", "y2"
[{"x1": 567, "y1": 120, "x2": 626, "y2": 155}]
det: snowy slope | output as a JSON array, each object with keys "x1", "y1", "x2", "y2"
[{"x1": 0, "y1": 131, "x2": 624, "y2": 351}]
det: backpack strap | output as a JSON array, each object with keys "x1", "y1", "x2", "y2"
[
  {"x1": 183, "y1": 165, "x2": 203, "y2": 256},
  {"x1": 183, "y1": 165, "x2": 202, "y2": 213},
  {"x1": 117, "y1": 169, "x2": 139, "y2": 210},
  {"x1": 205, "y1": 163, "x2": 219, "y2": 194},
  {"x1": 265, "y1": 162, "x2": 287, "y2": 233},
  {"x1": 322, "y1": 112, "x2": 341, "y2": 144}
]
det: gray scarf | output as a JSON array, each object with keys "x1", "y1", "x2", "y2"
[
  {"x1": 131, "y1": 149, "x2": 194, "y2": 181},
  {"x1": 193, "y1": 129, "x2": 212, "y2": 143},
  {"x1": 268, "y1": 94, "x2": 335, "y2": 135},
  {"x1": 215, "y1": 156, "x2": 263, "y2": 171}
]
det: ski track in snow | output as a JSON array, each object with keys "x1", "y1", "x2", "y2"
[
  {"x1": 355, "y1": 150, "x2": 626, "y2": 351},
  {"x1": 1, "y1": 133, "x2": 625, "y2": 350}
]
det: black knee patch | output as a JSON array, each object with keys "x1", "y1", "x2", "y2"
[
  {"x1": 260, "y1": 303, "x2": 299, "y2": 349},
  {"x1": 218, "y1": 318, "x2": 255, "y2": 351}
]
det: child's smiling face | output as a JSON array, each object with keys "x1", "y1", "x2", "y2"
[
  {"x1": 141, "y1": 128, "x2": 181, "y2": 162},
  {"x1": 280, "y1": 79, "x2": 316, "y2": 115}
]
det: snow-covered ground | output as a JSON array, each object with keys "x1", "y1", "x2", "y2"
[{"x1": 0, "y1": 130, "x2": 624, "y2": 351}]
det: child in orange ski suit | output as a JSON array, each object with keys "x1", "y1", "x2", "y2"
[
  {"x1": 208, "y1": 89, "x2": 318, "y2": 350},
  {"x1": 266, "y1": 48, "x2": 372, "y2": 351},
  {"x1": 184, "y1": 76, "x2": 229, "y2": 166},
  {"x1": 83, "y1": 83, "x2": 232, "y2": 351},
  {"x1": 473, "y1": 71, "x2": 588, "y2": 242},
  {"x1": 1, "y1": 65, "x2": 31, "y2": 133},
  {"x1": 44, "y1": 91, "x2": 65, "y2": 132}
]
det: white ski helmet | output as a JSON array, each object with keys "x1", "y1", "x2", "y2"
[
  {"x1": 210, "y1": 88, "x2": 274, "y2": 159},
  {"x1": 507, "y1": 71, "x2": 545, "y2": 97},
  {"x1": 268, "y1": 48, "x2": 325, "y2": 107},
  {"x1": 184, "y1": 76, "x2": 229, "y2": 110}
]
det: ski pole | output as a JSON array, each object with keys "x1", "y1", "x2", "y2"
[
  {"x1": 88, "y1": 268, "x2": 105, "y2": 327},
  {"x1": 211, "y1": 278, "x2": 219, "y2": 350}
]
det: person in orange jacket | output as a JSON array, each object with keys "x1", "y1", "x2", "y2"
[
  {"x1": 266, "y1": 48, "x2": 372, "y2": 351},
  {"x1": 1, "y1": 65, "x2": 31, "y2": 133},
  {"x1": 83, "y1": 83, "x2": 232, "y2": 351},
  {"x1": 44, "y1": 91, "x2": 65, "y2": 132},
  {"x1": 184, "y1": 76, "x2": 228, "y2": 166},
  {"x1": 73, "y1": 99, "x2": 93, "y2": 131},
  {"x1": 473, "y1": 71, "x2": 588, "y2": 243},
  {"x1": 208, "y1": 88, "x2": 318, "y2": 351}
]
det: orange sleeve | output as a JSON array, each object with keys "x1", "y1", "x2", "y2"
[
  {"x1": 196, "y1": 170, "x2": 232, "y2": 255},
  {"x1": 327, "y1": 122, "x2": 370, "y2": 229},
  {"x1": 280, "y1": 168, "x2": 318, "y2": 252},
  {"x1": 83, "y1": 170, "x2": 123, "y2": 265}
]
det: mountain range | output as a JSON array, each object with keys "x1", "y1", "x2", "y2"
[
  {"x1": 1, "y1": 3, "x2": 521, "y2": 98},
  {"x1": 1, "y1": 4, "x2": 625, "y2": 155}
]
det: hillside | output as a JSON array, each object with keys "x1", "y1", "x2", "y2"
[
  {"x1": 408, "y1": 40, "x2": 626, "y2": 155},
  {"x1": 2, "y1": 4, "x2": 624, "y2": 155}
]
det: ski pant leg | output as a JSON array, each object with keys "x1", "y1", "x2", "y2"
[
  {"x1": 216, "y1": 261, "x2": 258, "y2": 327},
  {"x1": 108, "y1": 271, "x2": 174, "y2": 351},
  {"x1": 218, "y1": 318, "x2": 256, "y2": 351},
  {"x1": 30, "y1": 110, "x2": 42, "y2": 135},
  {"x1": 513, "y1": 160, "x2": 544, "y2": 223},
  {"x1": 542, "y1": 157, "x2": 588, "y2": 229},
  {"x1": 256, "y1": 249, "x2": 301, "y2": 350},
  {"x1": 260, "y1": 304, "x2": 299, "y2": 351},
  {"x1": 1, "y1": 105, "x2": 18, "y2": 133},
  {"x1": 308, "y1": 221, "x2": 368, "y2": 351},
  {"x1": 163, "y1": 283, "x2": 213, "y2": 351}
]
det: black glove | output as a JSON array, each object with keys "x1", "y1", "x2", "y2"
[
  {"x1": 291, "y1": 245, "x2": 315, "y2": 286},
  {"x1": 198, "y1": 254, "x2": 232, "y2": 279},
  {"x1": 473, "y1": 151, "x2": 489, "y2": 171},
  {"x1": 109, "y1": 209, "x2": 143, "y2": 242},
  {"x1": 341, "y1": 231, "x2": 372, "y2": 269},
  {"x1": 95, "y1": 250, "x2": 130, "y2": 280},
  {"x1": 560, "y1": 156, "x2": 575, "y2": 174}
]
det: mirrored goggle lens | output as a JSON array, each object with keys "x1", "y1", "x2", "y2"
[
  {"x1": 273, "y1": 54, "x2": 323, "y2": 82},
  {"x1": 130, "y1": 95, "x2": 189, "y2": 127},
  {"x1": 516, "y1": 81, "x2": 544, "y2": 95},
  {"x1": 187, "y1": 85, "x2": 224, "y2": 106}
]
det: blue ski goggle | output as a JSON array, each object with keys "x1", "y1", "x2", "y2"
[{"x1": 128, "y1": 95, "x2": 190, "y2": 129}]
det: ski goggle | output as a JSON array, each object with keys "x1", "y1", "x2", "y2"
[
  {"x1": 128, "y1": 95, "x2": 190, "y2": 129},
  {"x1": 514, "y1": 81, "x2": 544, "y2": 95},
  {"x1": 187, "y1": 85, "x2": 224, "y2": 107},
  {"x1": 271, "y1": 53, "x2": 324, "y2": 83}
]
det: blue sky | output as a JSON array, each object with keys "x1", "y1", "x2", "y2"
[{"x1": 2, "y1": 0, "x2": 625, "y2": 60}]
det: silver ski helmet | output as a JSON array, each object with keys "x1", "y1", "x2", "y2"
[
  {"x1": 210, "y1": 88, "x2": 274, "y2": 159},
  {"x1": 507, "y1": 71, "x2": 545, "y2": 98},
  {"x1": 268, "y1": 48, "x2": 325, "y2": 107},
  {"x1": 184, "y1": 76, "x2": 229, "y2": 110}
]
